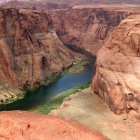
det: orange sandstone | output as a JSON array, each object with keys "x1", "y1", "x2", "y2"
[{"x1": 0, "y1": 111, "x2": 110, "y2": 140}]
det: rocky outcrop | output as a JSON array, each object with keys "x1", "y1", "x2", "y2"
[
  {"x1": 50, "y1": 8, "x2": 130, "y2": 54},
  {"x1": 0, "y1": 8, "x2": 79, "y2": 90},
  {"x1": 0, "y1": 111, "x2": 109, "y2": 140},
  {"x1": 91, "y1": 15, "x2": 140, "y2": 116}
]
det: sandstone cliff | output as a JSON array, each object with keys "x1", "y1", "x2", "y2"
[
  {"x1": 0, "y1": 8, "x2": 79, "y2": 90},
  {"x1": 0, "y1": 111, "x2": 110, "y2": 140},
  {"x1": 50, "y1": 8, "x2": 130, "y2": 54},
  {"x1": 91, "y1": 15, "x2": 140, "y2": 116}
]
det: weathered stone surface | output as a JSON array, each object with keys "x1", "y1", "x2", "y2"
[
  {"x1": 0, "y1": 8, "x2": 78, "y2": 90},
  {"x1": 91, "y1": 15, "x2": 140, "y2": 116},
  {"x1": 0, "y1": 111, "x2": 109, "y2": 140},
  {"x1": 50, "y1": 8, "x2": 131, "y2": 54}
]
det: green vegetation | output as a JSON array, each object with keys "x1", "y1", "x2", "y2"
[
  {"x1": 0, "y1": 92, "x2": 25, "y2": 105},
  {"x1": 69, "y1": 57, "x2": 89, "y2": 73},
  {"x1": 31, "y1": 81, "x2": 91, "y2": 114}
]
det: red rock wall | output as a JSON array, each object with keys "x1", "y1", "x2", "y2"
[
  {"x1": 50, "y1": 8, "x2": 130, "y2": 54},
  {"x1": 0, "y1": 8, "x2": 78, "y2": 90},
  {"x1": 91, "y1": 15, "x2": 140, "y2": 116}
]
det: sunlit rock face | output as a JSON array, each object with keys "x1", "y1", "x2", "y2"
[
  {"x1": 0, "y1": 111, "x2": 110, "y2": 140},
  {"x1": 0, "y1": 8, "x2": 78, "y2": 90},
  {"x1": 50, "y1": 8, "x2": 130, "y2": 54},
  {"x1": 91, "y1": 15, "x2": 140, "y2": 116}
]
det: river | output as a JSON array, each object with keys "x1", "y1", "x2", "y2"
[{"x1": 0, "y1": 46, "x2": 96, "y2": 111}]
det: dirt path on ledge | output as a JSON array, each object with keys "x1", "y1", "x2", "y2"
[{"x1": 49, "y1": 88, "x2": 140, "y2": 140}]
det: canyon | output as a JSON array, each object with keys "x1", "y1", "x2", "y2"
[
  {"x1": 1, "y1": 2, "x2": 140, "y2": 54},
  {"x1": 50, "y1": 8, "x2": 127, "y2": 54},
  {"x1": 50, "y1": 5, "x2": 140, "y2": 54},
  {"x1": 49, "y1": 5, "x2": 140, "y2": 140},
  {"x1": 47, "y1": 10, "x2": 140, "y2": 140},
  {"x1": 0, "y1": 4, "x2": 137, "y2": 101},
  {"x1": 0, "y1": 2, "x2": 139, "y2": 140}
]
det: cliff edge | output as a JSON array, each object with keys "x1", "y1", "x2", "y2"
[{"x1": 91, "y1": 14, "x2": 140, "y2": 116}]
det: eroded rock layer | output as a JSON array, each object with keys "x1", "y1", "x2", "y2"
[
  {"x1": 50, "y1": 8, "x2": 130, "y2": 54},
  {"x1": 0, "y1": 111, "x2": 109, "y2": 140},
  {"x1": 91, "y1": 15, "x2": 140, "y2": 116},
  {"x1": 0, "y1": 8, "x2": 78, "y2": 90}
]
